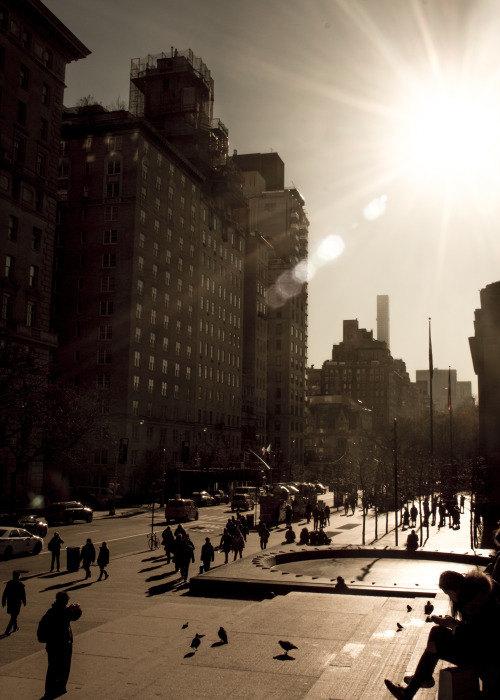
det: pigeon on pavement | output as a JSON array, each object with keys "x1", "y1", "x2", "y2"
[
  {"x1": 191, "y1": 633, "x2": 202, "y2": 651},
  {"x1": 218, "y1": 626, "x2": 228, "y2": 644},
  {"x1": 279, "y1": 640, "x2": 298, "y2": 656},
  {"x1": 182, "y1": 622, "x2": 189, "y2": 629},
  {"x1": 424, "y1": 601, "x2": 434, "y2": 615}
]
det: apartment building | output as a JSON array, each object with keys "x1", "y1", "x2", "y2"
[
  {"x1": 53, "y1": 50, "x2": 247, "y2": 494},
  {"x1": 0, "y1": 0, "x2": 88, "y2": 497},
  {"x1": 234, "y1": 152, "x2": 309, "y2": 480}
]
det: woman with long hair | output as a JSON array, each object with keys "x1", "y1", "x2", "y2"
[{"x1": 384, "y1": 569, "x2": 499, "y2": 699}]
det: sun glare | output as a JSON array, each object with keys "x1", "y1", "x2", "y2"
[{"x1": 398, "y1": 82, "x2": 500, "y2": 183}]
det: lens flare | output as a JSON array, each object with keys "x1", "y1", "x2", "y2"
[
  {"x1": 318, "y1": 234, "x2": 345, "y2": 261},
  {"x1": 363, "y1": 195, "x2": 388, "y2": 221}
]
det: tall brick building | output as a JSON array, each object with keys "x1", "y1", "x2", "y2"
[
  {"x1": 0, "y1": 0, "x2": 88, "y2": 497},
  {"x1": 54, "y1": 50, "x2": 250, "y2": 494},
  {"x1": 234, "y1": 153, "x2": 309, "y2": 480}
]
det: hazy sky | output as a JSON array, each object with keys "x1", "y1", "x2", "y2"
[{"x1": 45, "y1": 0, "x2": 500, "y2": 395}]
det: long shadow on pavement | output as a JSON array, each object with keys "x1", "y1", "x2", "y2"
[{"x1": 146, "y1": 578, "x2": 188, "y2": 596}]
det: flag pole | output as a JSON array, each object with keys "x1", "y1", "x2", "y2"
[
  {"x1": 448, "y1": 366, "x2": 453, "y2": 463},
  {"x1": 428, "y1": 318, "x2": 434, "y2": 458}
]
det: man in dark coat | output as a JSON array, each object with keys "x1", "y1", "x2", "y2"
[
  {"x1": 201, "y1": 537, "x2": 215, "y2": 571},
  {"x1": 47, "y1": 532, "x2": 64, "y2": 572},
  {"x1": 179, "y1": 535, "x2": 195, "y2": 581},
  {"x1": 39, "y1": 591, "x2": 81, "y2": 699},
  {"x1": 97, "y1": 542, "x2": 110, "y2": 580},
  {"x1": 2, "y1": 570, "x2": 26, "y2": 635},
  {"x1": 80, "y1": 538, "x2": 95, "y2": 579},
  {"x1": 161, "y1": 525, "x2": 174, "y2": 564}
]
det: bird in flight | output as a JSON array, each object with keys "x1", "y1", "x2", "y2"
[
  {"x1": 279, "y1": 640, "x2": 298, "y2": 656},
  {"x1": 396, "y1": 623, "x2": 404, "y2": 631},
  {"x1": 406, "y1": 605, "x2": 412, "y2": 612},
  {"x1": 218, "y1": 626, "x2": 228, "y2": 644}
]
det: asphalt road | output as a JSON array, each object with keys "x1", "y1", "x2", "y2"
[
  {"x1": 0, "y1": 502, "x2": 244, "y2": 668},
  {"x1": 0, "y1": 502, "x2": 237, "y2": 581}
]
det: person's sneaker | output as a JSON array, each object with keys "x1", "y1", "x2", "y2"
[
  {"x1": 403, "y1": 674, "x2": 435, "y2": 688},
  {"x1": 384, "y1": 679, "x2": 407, "y2": 699}
]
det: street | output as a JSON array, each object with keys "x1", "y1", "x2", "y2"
[{"x1": 0, "y1": 502, "x2": 241, "y2": 668}]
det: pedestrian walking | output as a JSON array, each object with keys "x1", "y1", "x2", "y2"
[
  {"x1": 172, "y1": 533, "x2": 184, "y2": 572},
  {"x1": 438, "y1": 501, "x2": 447, "y2": 528},
  {"x1": 324, "y1": 504, "x2": 330, "y2": 525},
  {"x1": 423, "y1": 500, "x2": 430, "y2": 526},
  {"x1": 37, "y1": 591, "x2": 82, "y2": 700},
  {"x1": 201, "y1": 537, "x2": 215, "y2": 572},
  {"x1": 410, "y1": 503, "x2": 418, "y2": 528},
  {"x1": 238, "y1": 514, "x2": 248, "y2": 542},
  {"x1": 2, "y1": 570, "x2": 25, "y2": 635},
  {"x1": 97, "y1": 542, "x2": 109, "y2": 580},
  {"x1": 232, "y1": 527, "x2": 245, "y2": 560},
  {"x1": 431, "y1": 497, "x2": 437, "y2": 526},
  {"x1": 179, "y1": 535, "x2": 195, "y2": 581},
  {"x1": 402, "y1": 506, "x2": 410, "y2": 530},
  {"x1": 305, "y1": 501, "x2": 312, "y2": 523},
  {"x1": 319, "y1": 507, "x2": 326, "y2": 529},
  {"x1": 285, "y1": 503, "x2": 293, "y2": 527},
  {"x1": 80, "y1": 538, "x2": 95, "y2": 579},
  {"x1": 350, "y1": 494, "x2": 357, "y2": 515},
  {"x1": 47, "y1": 532, "x2": 64, "y2": 572},
  {"x1": 161, "y1": 525, "x2": 174, "y2": 564},
  {"x1": 219, "y1": 527, "x2": 233, "y2": 563},
  {"x1": 312, "y1": 505, "x2": 320, "y2": 531},
  {"x1": 174, "y1": 523, "x2": 186, "y2": 538},
  {"x1": 460, "y1": 494, "x2": 465, "y2": 513},
  {"x1": 258, "y1": 522, "x2": 270, "y2": 550},
  {"x1": 344, "y1": 497, "x2": 349, "y2": 516}
]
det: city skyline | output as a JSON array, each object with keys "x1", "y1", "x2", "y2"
[{"x1": 44, "y1": 0, "x2": 500, "y2": 395}]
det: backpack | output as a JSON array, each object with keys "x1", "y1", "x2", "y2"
[{"x1": 37, "y1": 610, "x2": 50, "y2": 643}]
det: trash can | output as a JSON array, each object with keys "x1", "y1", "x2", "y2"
[
  {"x1": 246, "y1": 513, "x2": 254, "y2": 530},
  {"x1": 66, "y1": 546, "x2": 80, "y2": 572}
]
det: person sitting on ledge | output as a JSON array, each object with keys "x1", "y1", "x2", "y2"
[
  {"x1": 285, "y1": 525, "x2": 296, "y2": 544},
  {"x1": 384, "y1": 569, "x2": 500, "y2": 699},
  {"x1": 335, "y1": 575, "x2": 348, "y2": 592},
  {"x1": 317, "y1": 527, "x2": 331, "y2": 545},
  {"x1": 406, "y1": 529, "x2": 419, "y2": 551},
  {"x1": 299, "y1": 527, "x2": 309, "y2": 545}
]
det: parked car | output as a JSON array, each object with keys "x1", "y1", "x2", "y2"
[
  {"x1": 165, "y1": 498, "x2": 199, "y2": 523},
  {"x1": 0, "y1": 527, "x2": 43, "y2": 559},
  {"x1": 17, "y1": 514, "x2": 48, "y2": 538},
  {"x1": 209, "y1": 489, "x2": 229, "y2": 505},
  {"x1": 73, "y1": 487, "x2": 122, "y2": 510},
  {"x1": 191, "y1": 491, "x2": 215, "y2": 507},
  {"x1": 314, "y1": 482, "x2": 327, "y2": 494},
  {"x1": 45, "y1": 501, "x2": 93, "y2": 525},
  {"x1": 231, "y1": 493, "x2": 254, "y2": 512}
]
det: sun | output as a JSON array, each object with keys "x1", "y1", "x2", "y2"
[{"x1": 394, "y1": 78, "x2": 500, "y2": 188}]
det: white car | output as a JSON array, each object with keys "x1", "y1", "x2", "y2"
[{"x1": 0, "y1": 527, "x2": 43, "y2": 559}]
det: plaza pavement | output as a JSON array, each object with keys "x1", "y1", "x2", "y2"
[{"x1": 0, "y1": 499, "x2": 493, "y2": 700}]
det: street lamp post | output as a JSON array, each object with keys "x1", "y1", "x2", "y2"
[{"x1": 393, "y1": 418, "x2": 399, "y2": 546}]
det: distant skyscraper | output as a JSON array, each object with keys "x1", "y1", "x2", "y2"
[{"x1": 377, "y1": 295, "x2": 390, "y2": 348}]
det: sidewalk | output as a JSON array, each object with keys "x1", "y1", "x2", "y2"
[{"x1": 0, "y1": 498, "x2": 492, "y2": 700}]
